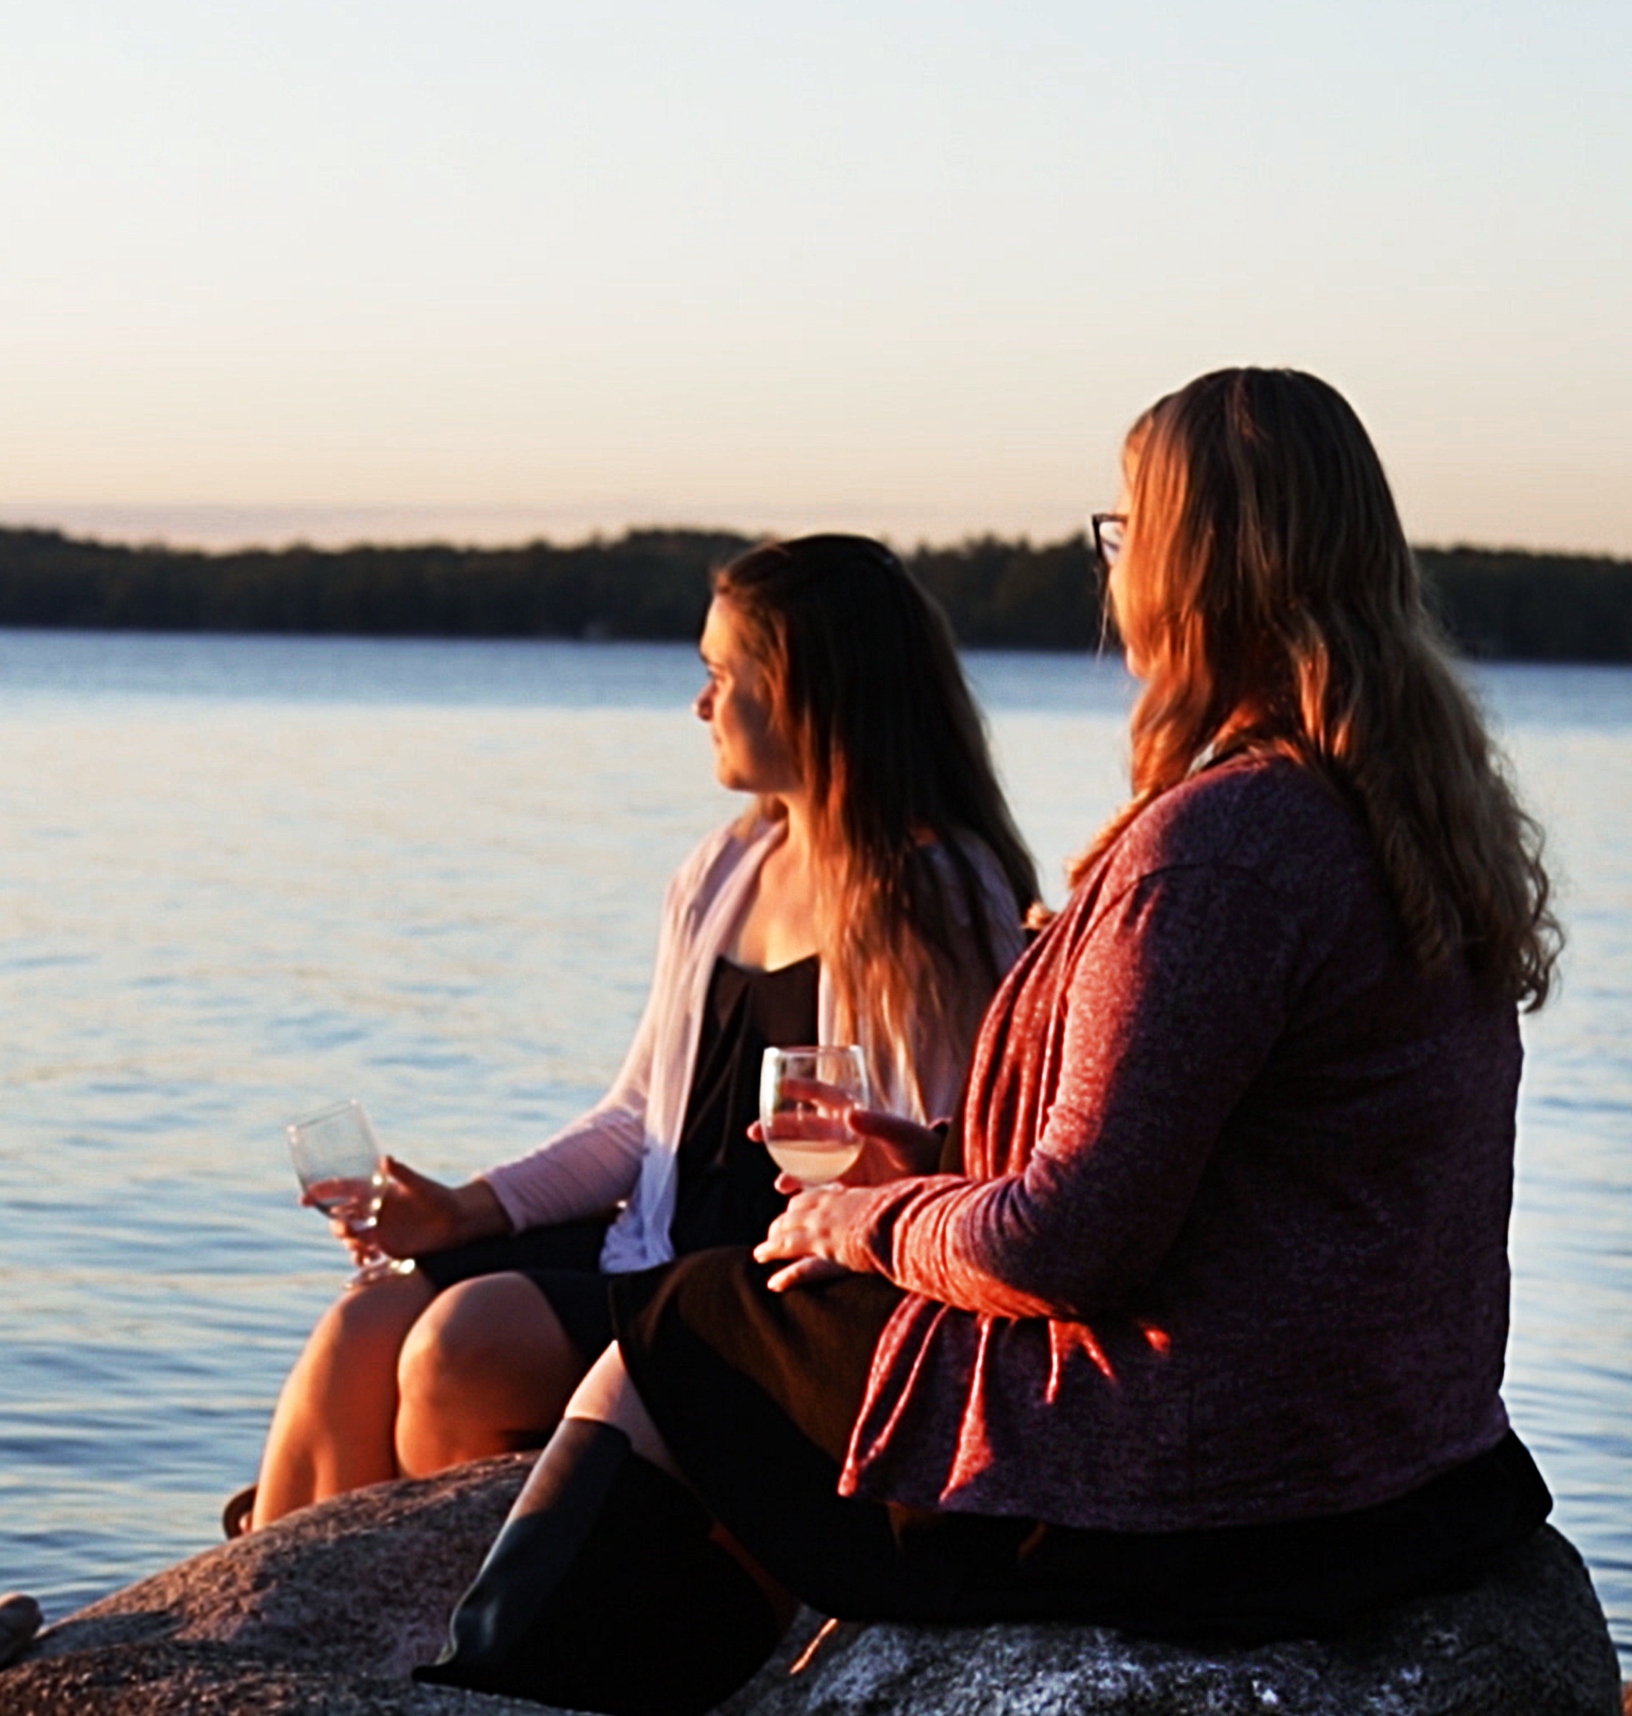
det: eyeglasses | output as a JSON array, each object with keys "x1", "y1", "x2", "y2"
[{"x1": 1091, "y1": 513, "x2": 1126, "y2": 574}]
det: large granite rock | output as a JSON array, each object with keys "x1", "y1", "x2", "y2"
[
  {"x1": 2, "y1": 1454, "x2": 1621, "y2": 1716},
  {"x1": 744, "y1": 1535, "x2": 1624, "y2": 1716},
  {"x1": 0, "y1": 1454, "x2": 545, "y2": 1716}
]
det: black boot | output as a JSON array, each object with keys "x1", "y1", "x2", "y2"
[{"x1": 414, "y1": 1418, "x2": 784, "y2": 1716}]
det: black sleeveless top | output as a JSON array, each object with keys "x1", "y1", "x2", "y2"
[{"x1": 668, "y1": 953, "x2": 819, "y2": 1257}]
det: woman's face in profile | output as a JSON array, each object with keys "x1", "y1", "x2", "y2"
[
  {"x1": 1105, "y1": 478, "x2": 1149, "y2": 679},
  {"x1": 694, "y1": 597, "x2": 801, "y2": 798}
]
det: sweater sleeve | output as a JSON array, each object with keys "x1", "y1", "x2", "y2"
[{"x1": 836, "y1": 860, "x2": 1311, "y2": 1317}]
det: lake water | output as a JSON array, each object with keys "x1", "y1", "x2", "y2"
[{"x1": 0, "y1": 631, "x2": 1627, "y2": 1675}]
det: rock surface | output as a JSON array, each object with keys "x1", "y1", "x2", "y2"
[
  {"x1": 744, "y1": 1529, "x2": 1624, "y2": 1716},
  {"x1": 1, "y1": 1455, "x2": 1621, "y2": 1716}
]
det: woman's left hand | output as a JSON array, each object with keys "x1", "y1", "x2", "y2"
[{"x1": 753, "y1": 1181, "x2": 874, "y2": 1293}]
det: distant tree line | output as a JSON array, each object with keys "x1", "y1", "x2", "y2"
[{"x1": 0, "y1": 524, "x2": 1629, "y2": 660}]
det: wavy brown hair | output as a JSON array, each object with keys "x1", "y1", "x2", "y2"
[
  {"x1": 714, "y1": 535, "x2": 1039, "y2": 1081},
  {"x1": 1077, "y1": 367, "x2": 1559, "y2": 1009}
]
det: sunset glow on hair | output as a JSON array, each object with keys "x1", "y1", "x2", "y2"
[{"x1": 1080, "y1": 368, "x2": 1559, "y2": 1008}]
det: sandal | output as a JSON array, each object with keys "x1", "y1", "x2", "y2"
[{"x1": 221, "y1": 1484, "x2": 258, "y2": 1539}]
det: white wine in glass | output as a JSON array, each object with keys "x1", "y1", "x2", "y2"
[
  {"x1": 759, "y1": 1045, "x2": 868, "y2": 1187},
  {"x1": 284, "y1": 1099, "x2": 415, "y2": 1287}
]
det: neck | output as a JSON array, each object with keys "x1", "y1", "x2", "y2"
[
  {"x1": 775, "y1": 791, "x2": 817, "y2": 868},
  {"x1": 731, "y1": 790, "x2": 824, "y2": 973}
]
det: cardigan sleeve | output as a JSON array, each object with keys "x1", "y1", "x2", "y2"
[{"x1": 836, "y1": 859, "x2": 1312, "y2": 1317}]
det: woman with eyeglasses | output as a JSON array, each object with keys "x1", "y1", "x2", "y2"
[
  {"x1": 419, "y1": 370, "x2": 1561, "y2": 1715},
  {"x1": 240, "y1": 533, "x2": 1037, "y2": 1534}
]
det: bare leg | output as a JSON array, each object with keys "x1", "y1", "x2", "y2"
[
  {"x1": 553, "y1": 1345, "x2": 795, "y2": 1626},
  {"x1": 559, "y1": 1340, "x2": 682, "y2": 1480},
  {"x1": 252, "y1": 1268, "x2": 434, "y2": 1528},
  {"x1": 416, "y1": 1340, "x2": 794, "y2": 1706},
  {"x1": 394, "y1": 1273, "x2": 591, "y2": 1476}
]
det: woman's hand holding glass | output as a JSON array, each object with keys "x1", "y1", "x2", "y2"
[
  {"x1": 750, "y1": 1098, "x2": 943, "y2": 1190},
  {"x1": 757, "y1": 1045, "x2": 943, "y2": 1189},
  {"x1": 284, "y1": 1118, "x2": 504, "y2": 1269},
  {"x1": 305, "y1": 1153, "x2": 508, "y2": 1267},
  {"x1": 355, "y1": 1158, "x2": 507, "y2": 1261},
  {"x1": 758, "y1": 1047, "x2": 868, "y2": 1187},
  {"x1": 838, "y1": 1106, "x2": 945, "y2": 1183},
  {"x1": 752, "y1": 1100, "x2": 945, "y2": 1292}
]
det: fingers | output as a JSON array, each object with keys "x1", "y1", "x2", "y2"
[
  {"x1": 752, "y1": 1217, "x2": 806, "y2": 1264},
  {"x1": 773, "y1": 1076, "x2": 858, "y2": 1109},
  {"x1": 845, "y1": 1108, "x2": 941, "y2": 1176},
  {"x1": 381, "y1": 1155, "x2": 432, "y2": 1192},
  {"x1": 846, "y1": 1107, "x2": 931, "y2": 1149},
  {"x1": 762, "y1": 1114, "x2": 857, "y2": 1144},
  {"x1": 758, "y1": 1078, "x2": 864, "y2": 1149},
  {"x1": 752, "y1": 1228, "x2": 789, "y2": 1264},
  {"x1": 766, "y1": 1256, "x2": 850, "y2": 1293},
  {"x1": 753, "y1": 1186, "x2": 842, "y2": 1264}
]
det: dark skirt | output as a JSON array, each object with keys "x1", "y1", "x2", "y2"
[
  {"x1": 416, "y1": 1217, "x2": 619, "y2": 1368},
  {"x1": 612, "y1": 1246, "x2": 1553, "y2": 1641}
]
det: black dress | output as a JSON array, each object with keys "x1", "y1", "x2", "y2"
[{"x1": 416, "y1": 954, "x2": 817, "y2": 1369}]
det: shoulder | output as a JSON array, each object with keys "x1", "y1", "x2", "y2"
[
  {"x1": 662, "y1": 813, "x2": 778, "y2": 920},
  {"x1": 1107, "y1": 755, "x2": 1375, "y2": 901},
  {"x1": 1035, "y1": 758, "x2": 1397, "y2": 1010},
  {"x1": 920, "y1": 832, "x2": 1017, "y2": 905},
  {"x1": 1051, "y1": 756, "x2": 1390, "y2": 972},
  {"x1": 917, "y1": 832, "x2": 1027, "y2": 951}
]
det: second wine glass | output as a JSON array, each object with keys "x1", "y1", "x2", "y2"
[{"x1": 758, "y1": 1045, "x2": 868, "y2": 1188}]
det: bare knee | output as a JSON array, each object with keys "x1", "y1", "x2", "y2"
[
  {"x1": 299, "y1": 1270, "x2": 433, "y2": 1386},
  {"x1": 566, "y1": 1343, "x2": 681, "y2": 1477},
  {"x1": 398, "y1": 1276, "x2": 531, "y2": 1406},
  {"x1": 396, "y1": 1273, "x2": 585, "y2": 1472}
]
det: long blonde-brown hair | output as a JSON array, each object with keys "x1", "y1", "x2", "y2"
[
  {"x1": 1078, "y1": 367, "x2": 1559, "y2": 1009},
  {"x1": 714, "y1": 535, "x2": 1039, "y2": 1078}
]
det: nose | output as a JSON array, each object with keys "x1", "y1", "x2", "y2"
[{"x1": 694, "y1": 684, "x2": 713, "y2": 721}]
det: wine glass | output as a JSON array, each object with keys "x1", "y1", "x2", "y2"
[
  {"x1": 284, "y1": 1099, "x2": 415, "y2": 1287},
  {"x1": 759, "y1": 1046, "x2": 869, "y2": 1188}
]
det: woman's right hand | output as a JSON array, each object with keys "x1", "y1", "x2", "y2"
[
  {"x1": 330, "y1": 1158, "x2": 508, "y2": 1261},
  {"x1": 749, "y1": 1090, "x2": 943, "y2": 1188},
  {"x1": 841, "y1": 1107, "x2": 944, "y2": 1184}
]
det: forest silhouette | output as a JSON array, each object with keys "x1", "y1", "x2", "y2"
[{"x1": 2, "y1": 525, "x2": 1629, "y2": 660}]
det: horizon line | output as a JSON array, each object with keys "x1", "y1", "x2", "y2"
[{"x1": 2, "y1": 505, "x2": 1628, "y2": 568}]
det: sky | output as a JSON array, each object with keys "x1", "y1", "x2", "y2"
[{"x1": 3, "y1": 0, "x2": 1629, "y2": 556}]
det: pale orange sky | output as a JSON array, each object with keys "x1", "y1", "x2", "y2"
[{"x1": 4, "y1": 0, "x2": 1629, "y2": 556}]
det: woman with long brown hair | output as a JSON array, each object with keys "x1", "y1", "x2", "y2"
[
  {"x1": 419, "y1": 369, "x2": 1563, "y2": 1714},
  {"x1": 241, "y1": 533, "x2": 1036, "y2": 1532}
]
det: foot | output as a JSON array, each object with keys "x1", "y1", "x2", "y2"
[
  {"x1": 222, "y1": 1484, "x2": 258, "y2": 1539},
  {"x1": 0, "y1": 1593, "x2": 42, "y2": 1668}
]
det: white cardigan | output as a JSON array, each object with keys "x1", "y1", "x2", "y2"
[{"x1": 480, "y1": 815, "x2": 1025, "y2": 1273}]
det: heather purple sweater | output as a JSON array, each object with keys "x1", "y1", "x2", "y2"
[{"x1": 834, "y1": 755, "x2": 1519, "y2": 1531}]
